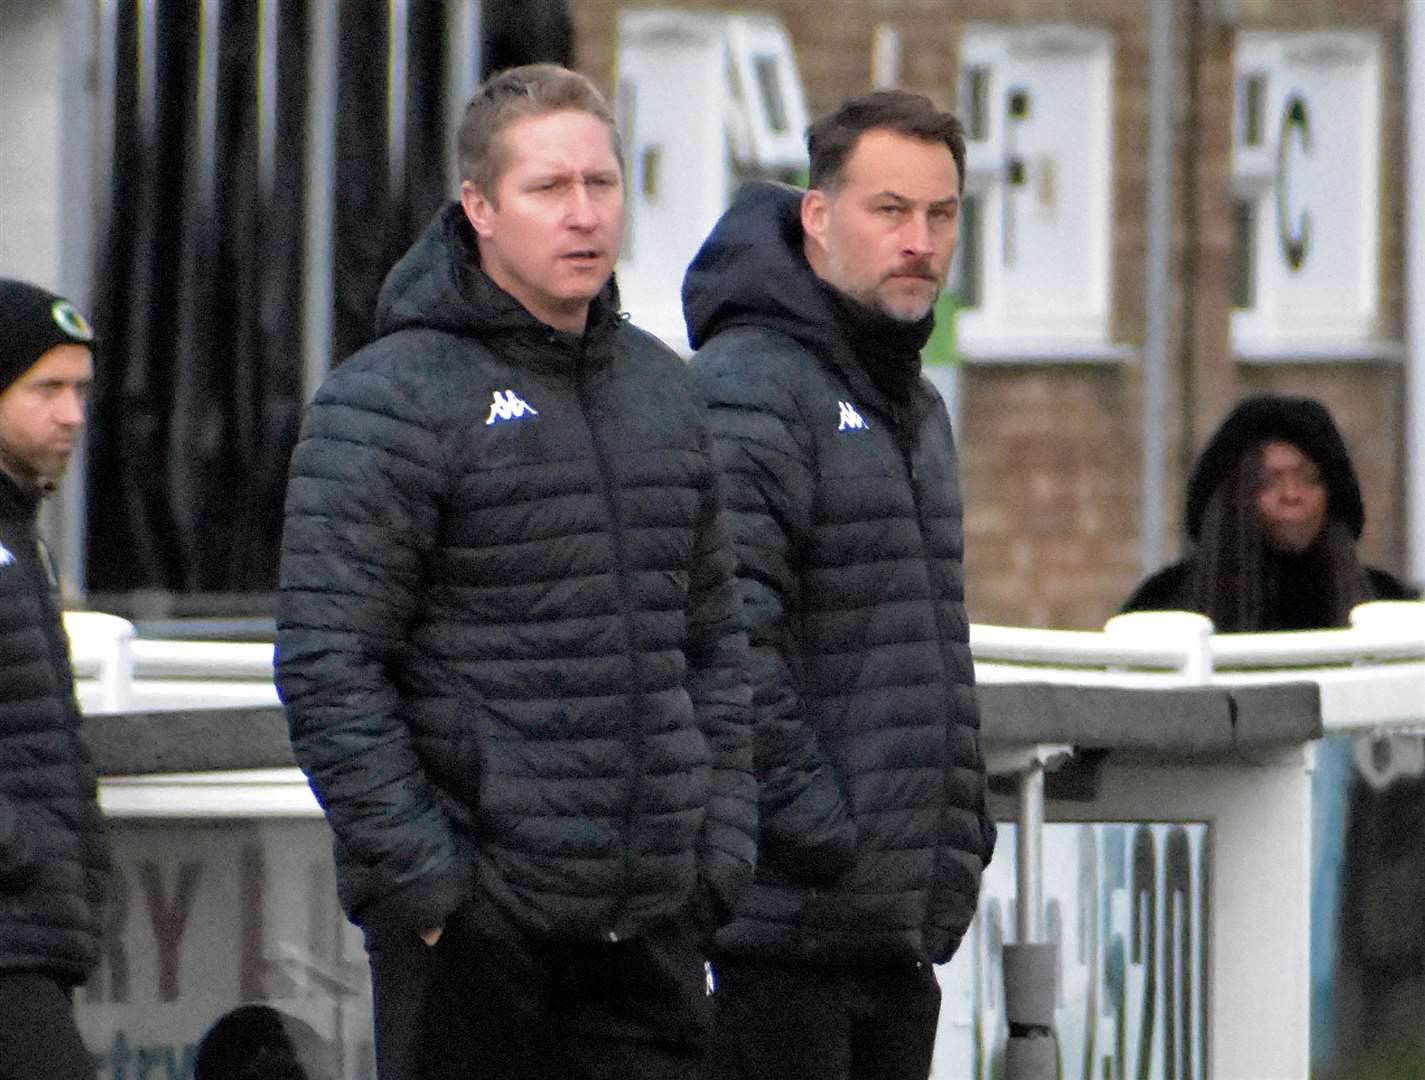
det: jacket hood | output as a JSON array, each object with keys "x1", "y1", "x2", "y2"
[
  {"x1": 1187, "y1": 394, "x2": 1365, "y2": 540},
  {"x1": 374, "y1": 201, "x2": 621, "y2": 349},
  {"x1": 682, "y1": 182, "x2": 852, "y2": 364}
]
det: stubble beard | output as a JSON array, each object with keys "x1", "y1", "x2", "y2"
[{"x1": 0, "y1": 436, "x2": 67, "y2": 497}]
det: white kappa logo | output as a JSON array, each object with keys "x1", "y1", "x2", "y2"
[
  {"x1": 837, "y1": 401, "x2": 867, "y2": 432},
  {"x1": 485, "y1": 389, "x2": 539, "y2": 425}
]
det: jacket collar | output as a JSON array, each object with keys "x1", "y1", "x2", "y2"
[{"x1": 0, "y1": 468, "x2": 41, "y2": 521}]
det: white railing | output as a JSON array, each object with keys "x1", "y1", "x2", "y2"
[
  {"x1": 973, "y1": 600, "x2": 1425, "y2": 732},
  {"x1": 62, "y1": 611, "x2": 137, "y2": 713},
  {"x1": 67, "y1": 600, "x2": 1425, "y2": 730},
  {"x1": 65, "y1": 612, "x2": 279, "y2": 713}
]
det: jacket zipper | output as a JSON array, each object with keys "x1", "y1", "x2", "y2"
[{"x1": 574, "y1": 340, "x2": 644, "y2": 941}]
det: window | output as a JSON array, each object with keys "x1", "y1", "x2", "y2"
[
  {"x1": 954, "y1": 25, "x2": 1118, "y2": 359},
  {"x1": 1231, "y1": 31, "x2": 1386, "y2": 358},
  {"x1": 615, "y1": 11, "x2": 809, "y2": 350}
]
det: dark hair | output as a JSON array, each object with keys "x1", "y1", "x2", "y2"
[
  {"x1": 806, "y1": 90, "x2": 966, "y2": 194},
  {"x1": 1188, "y1": 446, "x2": 1370, "y2": 631},
  {"x1": 457, "y1": 63, "x2": 621, "y2": 198}
]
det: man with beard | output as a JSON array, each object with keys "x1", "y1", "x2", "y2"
[
  {"x1": 683, "y1": 91, "x2": 996, "y2": 1080},
  {"x1": 0, "y1": 279, "x2": 109, "y2": 1080}
]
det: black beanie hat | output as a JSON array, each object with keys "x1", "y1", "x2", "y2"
[
  {"x1": 1186, "y1": 394, "x2": 1365, "y2": 541},
  {"x1": 0, "y1": 279, "x2": 94, "y2": 395}
]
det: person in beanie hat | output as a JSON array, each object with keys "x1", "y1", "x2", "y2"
[
  {"x1": 1122, "y1": 393, "x2": 1417, "y2": 630},
  {"x1": 0, "y1": 278, "x2": 110, "y2": 1079}
]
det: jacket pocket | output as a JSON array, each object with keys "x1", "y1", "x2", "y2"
[
  {"x1": 419, "y1": 692, "x2": 483, "y2": 815},
  {"x1": 445, "y1": 714, "x2": 483, "y2": 810}
]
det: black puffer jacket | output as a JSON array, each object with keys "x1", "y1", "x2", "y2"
[
  {"x1": 684, "y1": 182, "x2": 995, "y2": 966},
  {"x1": 277, "y1": 204, "x2": 755, "y2": 944},
  {"x1": 0, "y1": 473, "x2": 109, "y2": 982}
]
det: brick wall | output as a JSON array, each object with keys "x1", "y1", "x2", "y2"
[{"x1": 573, "y1": 0, "x2": 1412, "y2": 628}]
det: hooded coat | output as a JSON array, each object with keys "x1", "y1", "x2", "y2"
[
  {"x1": 1123, "y1": 394, "x2": 1418, "y2": 627},
  {"x1": 0, "y1": 471, "x2": 109, "y2": 982},
  {"x1": 683, "y1": 182, "x2": 995, "y2": 966},
  {"x1": 276, "y1": 204, "x2": 755, "y2": 944}
]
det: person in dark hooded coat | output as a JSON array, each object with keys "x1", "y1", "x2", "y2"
[
  {"x1": 1122, "y1": 394, "x2": 1415, "y2": 628},
  {"x1": 684, "y1": 90, "x2": 995, "y2": 1080},
  {"x1": 0, "y1": 279, "x2": 110, "y2": 1080},
  {"x1": 276, "y1": 65, "x2": 754, "y2": 1080},
  {"x1": 1122, "y1": 394, "x2": 1421, "y2": 1075}
]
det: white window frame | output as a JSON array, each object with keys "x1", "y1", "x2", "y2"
[
  {"x1": 954, "y1": 24, "x2": 1126, "y2": 363},
  {"x1": 615, "y1": 11, "x2": 808, "y2": 352},
  {"x1": 1231, "y1": 30, "x2": 1395, "y2": 361},
  {"x1": 724, "y1": 15, "x2": 808, "y2": 174}
]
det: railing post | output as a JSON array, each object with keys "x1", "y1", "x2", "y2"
[
  {"x1": 64, "y1": 611, "x2": 137, "y2": 713},
  {"x1": 1015, "y1": 762, "x2": 1044, "y2": 945},
  {"x1": 102, "y1": 622, "x2": 136, "y2": 714},
  {"x1": 1004, "y1": 749, "x2": 1059, "y2": 1080},
  {"x1": 1103, "y1": 610, "x2": 1215, "y2": 684}
]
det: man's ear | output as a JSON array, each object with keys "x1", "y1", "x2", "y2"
[
  {"x1": 801, "y1": 189, "x2": 828, "y2": 249},
  {"x1": 461, "y1": 180, "x2": 494, "y2": 237}
]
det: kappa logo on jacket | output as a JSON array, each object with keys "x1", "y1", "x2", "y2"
[
  {"x1": 0, "y1": 541, "x2": 13, "y2": 568},
  {"x1": 485, "y1": 389, "x2": 539, "y2": 425},
  {"x1": 837, "y1": 401, "x2": 868, "y2": 432}
]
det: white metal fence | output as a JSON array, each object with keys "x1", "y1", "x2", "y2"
[
  {"x1": 972, "y1": 600, "x2": 1425, "y2": 732},
  {"x1": 64, "y1": 611, "x2": 280, "y2": 713},
  {"x1": 66, "y1": 600, "x2": 1425, "y2": 730}
]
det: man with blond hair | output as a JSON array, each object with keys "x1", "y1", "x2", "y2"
[{"x1": 277, "y1": 65, "x2": 755, "y2": 1080}]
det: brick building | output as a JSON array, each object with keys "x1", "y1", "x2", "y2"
[
  {"x1": 0, "y1": 0, "x2": 1415, "y2": 628},
  {"x1": 577, "y1": 0, "x2": 1417, "y2": 629}
]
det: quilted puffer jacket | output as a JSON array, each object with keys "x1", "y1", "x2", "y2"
[
  {"x1": 0, "y1": 472, "x2": 108, "y2": 982},
  {"x1": 276, "y1": 204, "x2": 755, "y2": 944},
  {"x1": 684, "y1": 182, "x2": 995, "y2": 966}
]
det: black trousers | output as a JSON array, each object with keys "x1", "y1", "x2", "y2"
[
  {"x1": 367, "y1": 901, "x2": 713, "y2": 1080},
  {"x1": 0, "y1": 972, "x2": 96, "y2": 1080},
  {"x1": 708, "y1": 957, "x2": 942, "y2": 1080}
]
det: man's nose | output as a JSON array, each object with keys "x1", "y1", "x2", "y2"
[
  {"x1": 900, "y1": 213, "x2": 933, "y2": 256},
  {"x1": 55, "y1": 389, "x2": 86, "y2": 427},
  {"x1": 567, "y1": 183, "x2": 599, "y2": 229}
]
